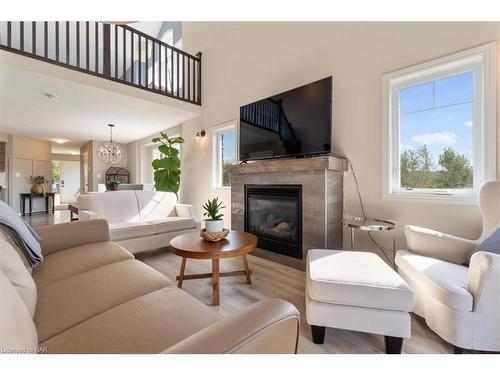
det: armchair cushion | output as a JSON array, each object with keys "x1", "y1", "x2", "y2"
[
  {"x1": 465, "y1": 227, "x2": 500, "y2": 266},
  {"x1": 396, "y1": 250, "x2": 473, "y2": 312},
  {"x1": 404, "y1": 225, "x2": 477, "y2": 265}
]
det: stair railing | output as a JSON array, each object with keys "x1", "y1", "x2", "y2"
[{"x1": 0, "y1": 21, "x2": 201, "y2": 105}]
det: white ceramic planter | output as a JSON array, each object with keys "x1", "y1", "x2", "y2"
[{"x1": 205, "y1": 219, "x2": 224, "y2": 233}]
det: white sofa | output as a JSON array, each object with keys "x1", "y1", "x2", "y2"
[
  {"x1": 76, "y1": 190, "x2": 199, "y2": 254},
  {"x1": 396, "y1": 181, "x2": 500, "y2": 353}
]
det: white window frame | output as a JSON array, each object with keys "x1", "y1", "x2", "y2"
[
  {"x1": 382, "y1": 42, "x2": 496, "y2": 205},
  {"x1": 212, "y1": 120, "x2": 238, "y2": 190}
]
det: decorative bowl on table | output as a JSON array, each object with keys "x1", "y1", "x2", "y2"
[{"x1": 200, "y1": 228, "x2": 230, "y2": 242}]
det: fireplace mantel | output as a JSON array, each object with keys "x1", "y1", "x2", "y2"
[
  {"x1": 229, "y1": 155, "x2": 346, "y2": 270},
  {"x1": 228, "y1": 155, "x2": 348, "y2": 175}
]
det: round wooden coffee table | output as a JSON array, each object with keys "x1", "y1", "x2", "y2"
[{"x1": 170, "y1": 231, "x2": 257, "y2": 306}]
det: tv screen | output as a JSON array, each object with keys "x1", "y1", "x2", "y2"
[{"x1": 239, "y1": 76, "x2": 332, "y2": 161}]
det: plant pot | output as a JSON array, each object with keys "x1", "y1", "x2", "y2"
[
  {"x1": 31, "y1": 184, "x2": 44, "y2": 194},
  {"x1": 106, "y1": 183, "x2": 119, "y2": 191},
  {"x1": 205, "y1": 219, "x2": 224, "y2": 233}
]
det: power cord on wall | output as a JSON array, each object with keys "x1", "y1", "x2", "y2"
[{"x1": 346, "y1": 158, "x2": 394, "y2": 266}]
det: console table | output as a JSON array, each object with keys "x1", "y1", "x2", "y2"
[{"x1": 20, "y1": 192, "x2": 56, "y2": 216}]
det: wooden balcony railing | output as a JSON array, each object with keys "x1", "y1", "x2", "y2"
[{"x1": 0, "y1": 21, "x2": 201, "y2": 105}]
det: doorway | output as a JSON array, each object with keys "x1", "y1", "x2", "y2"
[{"x1": 52, "y1": 160, "x2": 80, "y2": 205}]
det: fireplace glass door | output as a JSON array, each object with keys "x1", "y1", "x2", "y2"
[{"x1": 245, "y1": 185, "x2": 302, "y2": 259}]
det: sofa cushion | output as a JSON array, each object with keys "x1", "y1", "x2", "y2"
[
  {"x1": 396, "y1": 250, "x2": 472, "y2": 312},
  {"x1": 32, "y1": 241, "x2": 133, "y2": 287},
  {"x1": 137, "y1": 191, "x2": 177, "y2": 221},
  {"x1": 147, "y1": 217, "x2": 197, "y2": 234},
  {"x1": 34, "y1": 259, "x2": 173, "y2": 342},
  {"x1": 76, "y1": 191, "x2": 141, "y2": 224},
  {"x1": 307, "y1": 249, "x2": 413, "y2": 312},
  {"x1": 109, "y1": 222, "x2": 156, "y2": 241},
  {"x1": 40, "y1": 287, "x2": 221, "y2": 353},
  {"x1": 0, "y1": 239, "x2": 37, "y2": 316},
  {"x1": 0, "y1": 271, "x2": 38, "y2": 352}
]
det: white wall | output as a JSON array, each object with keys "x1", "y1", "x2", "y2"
[
  {"x1": 80, "y1": 141, "x2": 92, "y2": 194},
  {"x1": 8, "y1": 135, "x2": 52, "y2": 213},
  {"x1": 181, "y1": 21, "x2": 500, "y2": 250},
  {"x1": 52, "y1": 153, "x2": 80, "y2": 162}
]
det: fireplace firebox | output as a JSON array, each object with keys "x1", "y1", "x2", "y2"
[{"x1": 244, "y1": 184, "x2": 302, "y2": 259}]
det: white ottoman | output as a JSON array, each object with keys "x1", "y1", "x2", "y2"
[{"x1": 306, "y1": 249, "x2": 414, "y2": 353}]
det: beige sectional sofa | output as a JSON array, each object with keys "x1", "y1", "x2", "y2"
[
  {"x1": 0, "y1": 219, "x2": 300, "y2": 354},
  {"x1": 76, "y1": 190, "x2": 199, "y2": 254}
]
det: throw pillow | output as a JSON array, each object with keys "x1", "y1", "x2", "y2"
[
  {"x1": 0, "y1": 239, "x2": 37, "y2": 316},
  {"x1": 465, "y1": 227, "x2": 500, "y2": 266}
]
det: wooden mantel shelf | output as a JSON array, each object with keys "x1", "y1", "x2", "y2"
[{"x1": 228, "y1": 155, "x2": 348, "y2": 175}]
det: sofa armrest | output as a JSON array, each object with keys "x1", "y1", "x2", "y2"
[
  {"x1": 78, "y1": 209, "x2": 99, "y2": 221},
  {"x1": 404, "y1": 225, "x2": 477, "y2": 265},
  {"x1": 35, "y1": 219, "x2": 110, "y2": 256},
  {"x1": 163, "y1": 298, "x2": 300, "y2": 354},
  {"x1": 175, "y1": 203, "x2": 199, "y2": 222}
]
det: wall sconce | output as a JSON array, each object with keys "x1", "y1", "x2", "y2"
[{"x1": 196, "y1": 130, "x2": 206, "y2": 138}]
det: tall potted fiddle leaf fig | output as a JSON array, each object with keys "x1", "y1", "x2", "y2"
[{"x1": 151, "y1": 133, "x2": 184, "y2": 195}]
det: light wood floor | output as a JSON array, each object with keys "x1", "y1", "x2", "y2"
[{"x1": 136, "y1": 248, "x2": 457, "y2": 354}]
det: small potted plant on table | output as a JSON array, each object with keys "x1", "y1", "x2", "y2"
[
  {"x1": 106, "y1": 180, "x2": 121, "y2": 191},
  {"x1": 203, "y1": 197, "x2": 225, "y2": 233}
]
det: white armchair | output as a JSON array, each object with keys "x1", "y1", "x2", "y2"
[{"x1": 396, "y1": 181, "x2": 500, "y2": 353}]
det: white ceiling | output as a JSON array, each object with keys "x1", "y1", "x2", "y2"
[{"x1": 0, "y1": 62, "x2": 198, "y2": 146}]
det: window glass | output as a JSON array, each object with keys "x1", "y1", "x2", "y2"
[
  {"x1": 213, "y1": 125, "x2": 236, "y2": 188},
  {"x1": 435, "y1": 71, "x2": 473, "y2": 107},
  {"x1": 399, "y1": 72, "x2": 474, "y2": 190},
  {"x1": 399, "y1": 82, "x2": 434, "y2": 114}
]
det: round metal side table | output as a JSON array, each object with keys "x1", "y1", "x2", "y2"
[{"x1": 342, "y1": 217, "x2": 396, "y2": 264}]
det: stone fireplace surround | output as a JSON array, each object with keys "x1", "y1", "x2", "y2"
[{"x1": 229, "y1": 155, "x2": 347, "y2": 270}]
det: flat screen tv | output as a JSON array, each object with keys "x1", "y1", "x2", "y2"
[{"x1": 239, "y1": 76, "x2": 332, "y2": 162}]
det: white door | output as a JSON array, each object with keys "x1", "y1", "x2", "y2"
[{"x1": 60, "y1": 161, "x2": 80, "y2": 203}]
